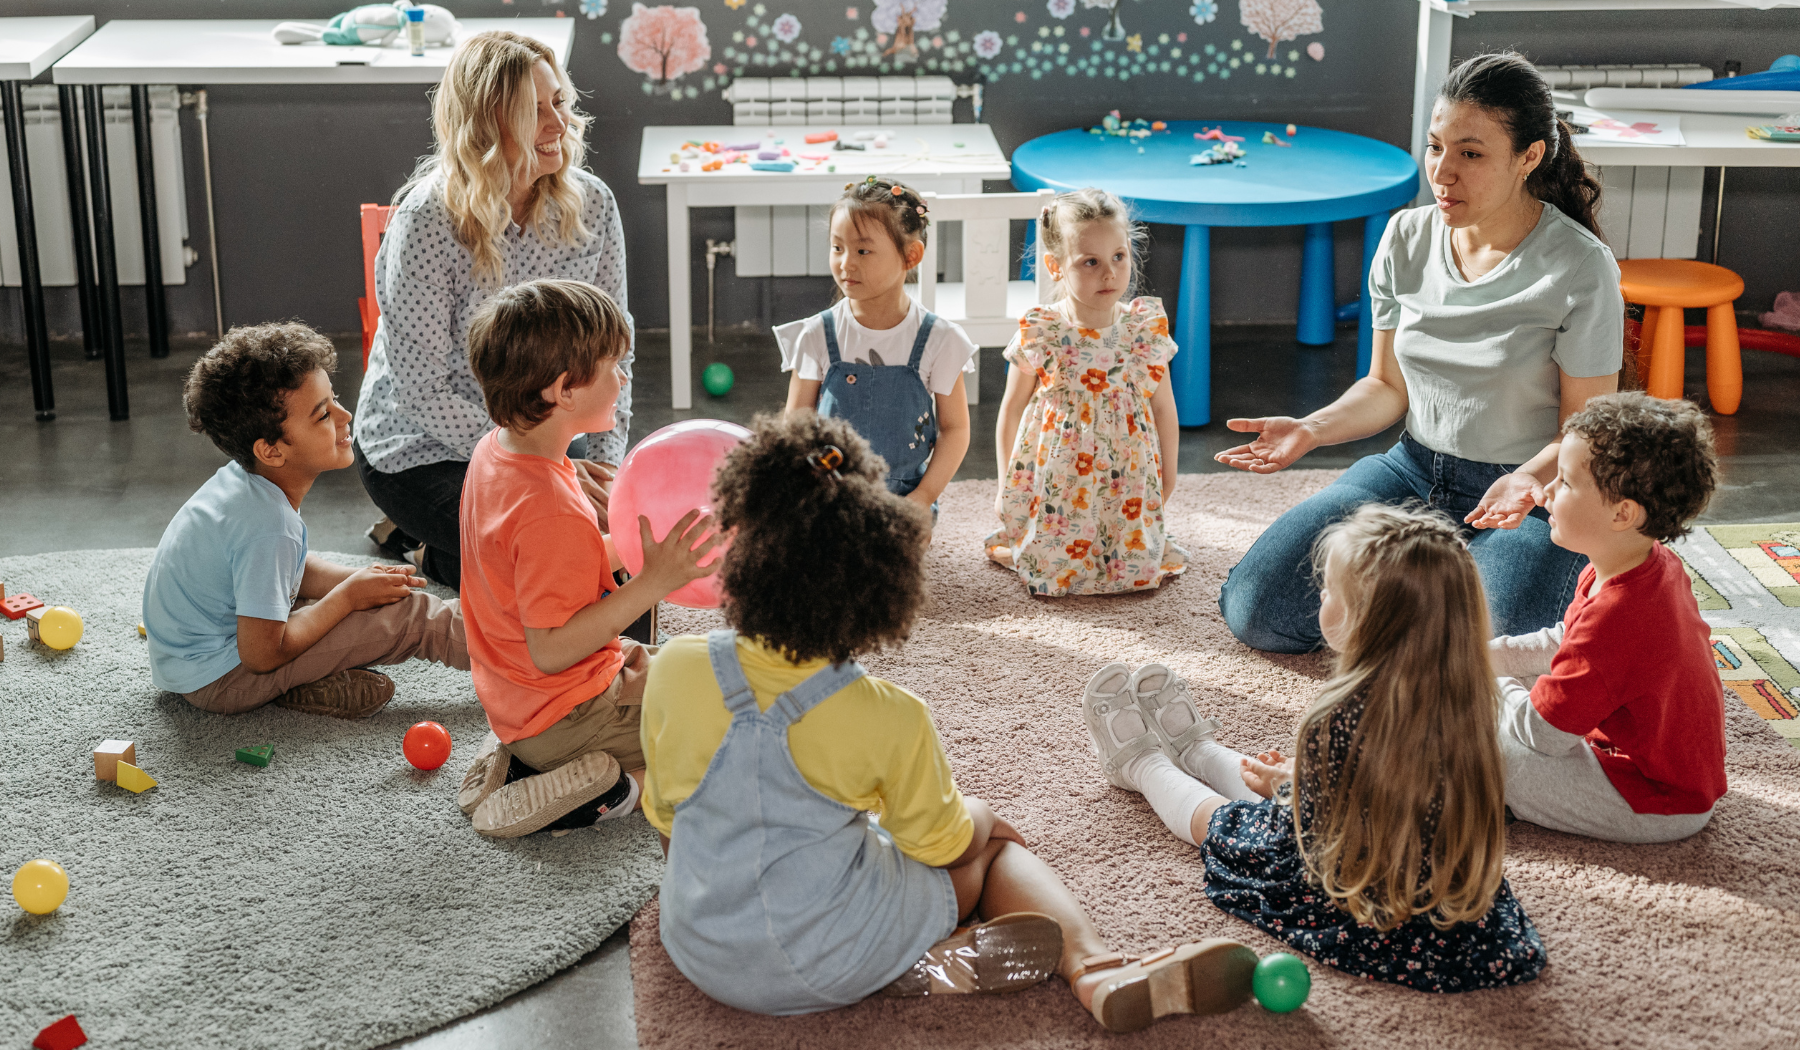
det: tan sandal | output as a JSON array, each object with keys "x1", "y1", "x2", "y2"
[
  {"x1": 1080, "y1": 939, "x2": 1257, "y2": 1033},
  {"x1": 882, "y1": 912, "x2": 1064, "y2": 997}
]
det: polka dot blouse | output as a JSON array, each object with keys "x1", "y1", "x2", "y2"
[{"x1": 353, "y1": 167, "x2": 634, "y2": 472}]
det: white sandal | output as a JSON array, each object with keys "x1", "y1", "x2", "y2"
[
  {"x1": 1082, "y1": 663, "x2": 1160, "y2": 790},
  {"x1": 1128, "y1": 664, "x2": 1222, "y2": 779}
]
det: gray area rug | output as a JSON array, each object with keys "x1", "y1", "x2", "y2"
[{"x1": 0, "y1": 550, "x2": 663, "y2": 1049}]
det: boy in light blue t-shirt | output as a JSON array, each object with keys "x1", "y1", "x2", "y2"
[{"x1": 143, "y1": 323, "x2": 468, "y2": 717}]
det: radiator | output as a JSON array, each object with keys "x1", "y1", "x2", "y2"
[
  {"x1": 0, "y1": 84, "x2": 191, "y2": 289},
  {"x1": 1596, "y1": 166, "x2": 1706, "y2": 260}
]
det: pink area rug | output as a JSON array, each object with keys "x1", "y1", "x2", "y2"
[{"x1": 632, "y1": 471, "x2": 1800, "y2": 1050}]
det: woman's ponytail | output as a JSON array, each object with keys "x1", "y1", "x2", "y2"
[{"x1": 1440, "y1": 52, "x2": 1606, "y2": 241}]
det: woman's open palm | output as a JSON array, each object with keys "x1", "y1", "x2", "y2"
[{"x1": 1214, "y1": 417, "x2": 1319, "y2": 474}]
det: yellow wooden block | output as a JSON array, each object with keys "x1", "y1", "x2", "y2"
[
  {"x1": 115, "y1": 761, "x2": 158, "y2": 793},
  {"x1": 137, "y1": 622, "x2": 147, "y2": 637},
  {"x1": 94, "y1": 740, "x2": 136, "y2": 781}
]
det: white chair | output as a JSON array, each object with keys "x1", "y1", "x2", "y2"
[{"x1": 910, "y1": 189, "x2": 1057, "y2": 404}]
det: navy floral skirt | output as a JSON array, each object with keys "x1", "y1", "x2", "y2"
[{"x1": 1201, "y1": 798, "x2": 1547, "y2": 992}]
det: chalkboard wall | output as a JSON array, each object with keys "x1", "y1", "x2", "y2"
[{"x1": 3, "y1": 0, "x2": 1796, "y2": 344}]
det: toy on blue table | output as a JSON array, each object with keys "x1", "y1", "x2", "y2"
[
  {"x1": 1192, "y1": 141, "x2": 1248, "y2": 166},
  {"x1": 1088, "y1": 110, "x2": 1164, "y2": 141},
  {"x1": 1262, "y1": 130, "x2": 1292, "y2": 147},
  {"x1": 272, "y1": 3, "x2": 461, "y2": 47}
]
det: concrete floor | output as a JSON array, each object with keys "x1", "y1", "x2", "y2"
[{"x1": 4, "y1": 321, "x2": 1798, "y2": 1048}]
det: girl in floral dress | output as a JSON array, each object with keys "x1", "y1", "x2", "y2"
[
  {"x1": 988, "y1": 189, "x2": 1184, "y2": 597},
  {"x1": 1080, "y1": 504, "x2": 1546, "y2": 992}
]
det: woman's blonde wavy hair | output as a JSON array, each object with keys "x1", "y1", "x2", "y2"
[
  {"x1": 1295, "y1": 503, "x2": 1508, "y2": 933},
  {"x1": 397, "y1": 30, "x2": 590, "y2": 287}
]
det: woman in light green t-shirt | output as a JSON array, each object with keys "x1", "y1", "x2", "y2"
[{"x1": 1218, "y1": 52, "x2": 1623, "y2": 653}]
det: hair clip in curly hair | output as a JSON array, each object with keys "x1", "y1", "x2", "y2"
[{"x1": 806, "y1": 444, "x2": 845, "y2": 477}]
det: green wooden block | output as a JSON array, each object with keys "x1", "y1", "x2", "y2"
[{"x1": 235, "y1": 744, "x2": 274, "y2": 767}]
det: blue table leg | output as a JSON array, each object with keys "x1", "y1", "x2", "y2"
[
  {"x1": 1357, "y1": 211, "x2": 1390, "y2": 377},
  {"x1": 1297, "y1": 222, "x2": 1335, "y2": 346},
  {"x1": 1020, "y1": 220, "x2": 1038, "y2": 281},
  {"x1": 1171, "y1": 224, "x2": 1211, "y2": 426}
]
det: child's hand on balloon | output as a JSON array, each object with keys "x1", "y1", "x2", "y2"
[{"x1": 638, "y1": 509, "x2": 723, "y2": 593}]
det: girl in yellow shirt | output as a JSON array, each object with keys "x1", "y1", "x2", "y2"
[{"x1": 641, "y1": 412, "x2": 1256, "y2": 1030}]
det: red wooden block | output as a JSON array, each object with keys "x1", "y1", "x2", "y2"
[
  {"x1": 34, "y1": 1014, "x2": 87, "y2": 1050},
  {"x1": 3, "y1": 591, "x2": 45, "y2": 620}
]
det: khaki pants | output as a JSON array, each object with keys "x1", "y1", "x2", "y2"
[
  {"x1": 507, "y1": 638, "x2": 654, "y2": 774},
  {"x1": 183, "y1": 592, "x2": 468, "y2": 715}
]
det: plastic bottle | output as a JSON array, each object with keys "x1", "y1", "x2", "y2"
[{"x1": 405, "y1": 5, "x2": 426, "y2": 56}]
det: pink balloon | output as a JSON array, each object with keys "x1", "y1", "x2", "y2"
[{"x1": 609, "y1": 419, "x2": 750, "y2": 609}]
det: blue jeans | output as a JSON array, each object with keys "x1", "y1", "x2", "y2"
[{"x1": 1218, "y1": 433, "x2": 1587, "y2": 653}]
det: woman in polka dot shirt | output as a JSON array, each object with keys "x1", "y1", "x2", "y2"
[{"x1": 353, "y1": 30, "x2": 632, "y2": 589}]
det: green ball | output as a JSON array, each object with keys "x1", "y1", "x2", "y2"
[
  {"x1": 701, "y1": 362, "x2": 735, "y2": 397},
  {"x1": 1252, "y1": 952, "x2": 1311, "y2": 1013}
]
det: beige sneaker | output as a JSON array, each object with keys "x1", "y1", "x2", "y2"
[
  {"x1": 272, "y1": 669, "x2": 395, "y2": 719},
  {"x1": 471, "y1": 750, "x2": 621, "y2": 839},
  {"x1": 882, "y1": 913, "x2": 1064, "y2": 997},
  {"x1": 457, "y1": 731, "x2": 512, "y2": 815}
]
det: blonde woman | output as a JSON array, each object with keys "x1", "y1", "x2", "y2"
[
  {"x1": 354, "y1": 30, "x2": 631, "y2": 589},
  {"x1": 1082, "y1": 504, "x2": 1547, "y2": 992}
]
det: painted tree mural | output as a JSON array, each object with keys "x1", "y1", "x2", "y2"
[
  {"x1": 1238, "y1": 0, "x2": 1321, "y2": 58},
  {"x1": 618, "y1": 4, "x2": 712, "y2": 87},
  {"x1": 871, "y1": 0, "x2": 948, "y2": 57}
]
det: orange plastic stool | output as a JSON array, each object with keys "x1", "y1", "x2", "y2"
[
  {"x1": 358, "y1": 203, "x2": 397, "y2": 368},
  {"x1": 1618, "y1": 258, "x2": 1744, "y2": 414}
]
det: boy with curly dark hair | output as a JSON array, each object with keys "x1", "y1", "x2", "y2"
[
  {"x1": 143, "y1": 322, "x2": 467, "y2": 717},
  {"x1": 640, "y1": 412, "x2": 1246, "y2": 1030},
  {"x1": 1489, "y1": 391, "x2": 1724, "y2": 842}
]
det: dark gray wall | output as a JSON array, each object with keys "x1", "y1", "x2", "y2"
[{"x1": 3, "y1": 0, "x2": 1796, "y2": 343}]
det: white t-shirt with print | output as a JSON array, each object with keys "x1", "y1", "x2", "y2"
[{"x1": 774, "y1": 298, "x2": 978, "y2": 398}]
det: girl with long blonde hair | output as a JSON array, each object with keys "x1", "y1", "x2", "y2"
[
  {"x1": 354, "y1": 30, "x2": 634, "y2": 590},
  {"x1": 1081, "y1": 503, "x2": 1546, "y2": 991}
]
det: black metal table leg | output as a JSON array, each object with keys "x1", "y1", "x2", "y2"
[
  {"x1": 82, "y1": 83, "x2": 126, "y2": 421},
  {"x1": 129, "y1": 85, "x2": 166, "y2": 359},
  {"x1": 3, "y1": 81, "x2": 54, "y2": 422},
  {"x1": 57, "y1": 84, "x2": 98, "y2": 361}
]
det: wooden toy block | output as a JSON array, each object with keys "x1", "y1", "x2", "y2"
[
  {"x1": 0, "y1": 632, "x2": 5, "y2": 662},
  {"x1": 115, "y1": 761, "x2": 158, "y2": 793},
  {"x1": 138, "y1": 622, "x2": 147, "y2": 637},
  {"x1": 26, "y1": 605, "x2": 44, "y2": 643},
  {"x1": 94, "y1": 740, "x2": 137, "y2": 781},
  {"x1": 33, "y1": 1014, "x2": 87, "y2": 1050},
  {"x1": 236, "y1": 744, "x2": 274, "y2": 767},
  {"x1": 2, "y1": 590, "x2": 44, "y2": 619}
]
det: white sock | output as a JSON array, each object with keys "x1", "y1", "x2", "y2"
[
  {"x1": 1180, "y1": 739, "x2": 1263, "y2": 802},
  {"x1": 1121, "y1": 750, "x2": 1220, "y2": 847}
]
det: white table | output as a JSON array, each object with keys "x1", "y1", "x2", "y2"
[
  {"x1": 45, "y1": 19, "x2": 572, "y2": 419},
  {"x1": 638, "y1": 123, "x2": 1010, "y2": 408},
  {"x1": 3, "y1": 16, "x2": 95, "y2": 422}
]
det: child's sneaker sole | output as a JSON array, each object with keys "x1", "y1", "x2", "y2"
[
  {"x1": 457, "y1": 731, "x2": 511, "y2": 816},
  {"x1": 272, "y1": 669, "x2": 395, "y2": 719},
  {"x1": 471, "y1": 750, "x2": 621, "y2": 839}
]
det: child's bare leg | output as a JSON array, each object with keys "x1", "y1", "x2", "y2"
[{"x1": 948, "y1": 839, "x2": 1111, "y2": 1009}]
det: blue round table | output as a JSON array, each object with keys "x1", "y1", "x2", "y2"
[{"x1": 1011, "y1": 121, "x2": 1420, "y2": 425}]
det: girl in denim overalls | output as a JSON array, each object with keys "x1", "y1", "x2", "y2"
[
  {"x1": 776, "y1": 177, "x2": 977, "y2": 518},
  {"x1": 638, "y1": 413, "x2": 1259, "y2": 1031}
]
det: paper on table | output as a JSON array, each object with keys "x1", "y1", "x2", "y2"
[{"x1": 1567, "y1": 106, "x2": 1685, "y2": 147}]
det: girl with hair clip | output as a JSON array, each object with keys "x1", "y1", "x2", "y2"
[
  {"x1": 988, "y1": 188, "x2": 1184, "y2": 597},
  {"x1": 777, "y1": 177, "x2": 976, "y2": 517},
  {"x1": 641, "y1": 413, "x2": 1261, "y2": 1031},
  {"x1": 1083, "y1": 504, "x2": 1547, "y2": 992}
]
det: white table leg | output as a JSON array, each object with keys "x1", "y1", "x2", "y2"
[
  {"x1": 1410, "y1": 0, "x2": 1454, "y2": 206},
  {"x1": 666, "y1": 182, "x2": 692, "y2": 410}
]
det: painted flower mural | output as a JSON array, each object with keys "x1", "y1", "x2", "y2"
[
  {"x1": 1046, "y1": 0, "x2": 1076, "y2": 18},
  {"x1": 1238, "y1": 0, "x2": 1321, "y2": 59},
  {"x1": 581, "y1": 0, "x2": 608, "y2": 18},
  {"x1": 1189, "y1": 0, "x2": 1217, "y2": 25},
  {"x1": 772, "y1": 12, "x2": 802, "y2": 40},
  {"x1": 1307, "y1": 40, "x2": 1323, "y2": 60},
  {"x1": 618, "y1": 4, "x2": 712, "y2": 89},
  {"x1": 973, "y1": 29, "x2": 1003, "y2": 58},
  {"x1": 871, "y1": 0, "x2": 948, "y2": 57}
]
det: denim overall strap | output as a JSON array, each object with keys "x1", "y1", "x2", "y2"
[
  {"x1": 906, "y1": 311, "x2": 937, "y2": 371},
  {"x1": 705, "y1": 630, "x2": 762, "y2": 716},
  {"x1": 768, "y1": 659, "x2": 868, "y2": 729},
  {"x1": 820, "y1": 309, "x2": 843, "y2": 366}
]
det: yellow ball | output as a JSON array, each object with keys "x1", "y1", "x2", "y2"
[
  {"x1": 12, "y1": 859, "x2": 69, "y2": 914},
  {"x1": 37, "y1": 607, "x2": 83, "y2": 650}
]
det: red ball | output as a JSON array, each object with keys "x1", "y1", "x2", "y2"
[{"x1": 403, "y1": 721, "x2": 453, "y2": 770}]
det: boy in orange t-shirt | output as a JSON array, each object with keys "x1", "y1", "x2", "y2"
[{"x1": 456, "y1": 279, "x2": 719, "y2": 838}]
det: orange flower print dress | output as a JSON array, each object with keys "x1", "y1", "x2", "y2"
[{"x1": 986, "y1": 297, "x2": 1186, "y2": 596}]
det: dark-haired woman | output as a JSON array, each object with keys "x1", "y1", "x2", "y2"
[
  {"x1": 641, "y1": 412, "x2": 1259, "y2": 1030},
  {"x1": 1216, "y1": 52, "x2": 1623, "y2": 652}
]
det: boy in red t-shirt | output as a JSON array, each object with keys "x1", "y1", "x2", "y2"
[
  {"x1": 1489, "y1": 392, "x2": 1724, "y2": 843},
  {"x1": 455, "y1": 279, "x2": 718, "y2": 838}
]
